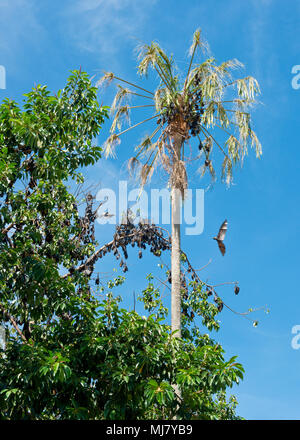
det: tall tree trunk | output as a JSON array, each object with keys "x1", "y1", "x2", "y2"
[
  {"x1": 171, "y1": 136, "x2": 183, "y2": 338},
  {"x1": 170, "y1": 135, "x2": 183, "y2": 418},
  {"x1": 171, "y1": 186, "x2": 181, "y2": 338}
]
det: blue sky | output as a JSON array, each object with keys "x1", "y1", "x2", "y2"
[{"x1": 1, "y1": 0, "x2": 300, "y2": 420}]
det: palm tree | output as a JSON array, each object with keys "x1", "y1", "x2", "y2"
[{"x1": 98, "y1": 29, "x2": 262, "y2": 339}]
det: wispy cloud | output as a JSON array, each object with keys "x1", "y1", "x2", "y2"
[
  {"x1": 249, "y1": 0, "x2": 271, "y2": 77},
  {"x1": 248, "y1": 0, "x2": 284, "y2": 86},
  {"x1": 64, "y1": 0, "x2": 157, "y2": 60}
]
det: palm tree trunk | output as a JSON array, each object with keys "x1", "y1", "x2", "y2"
[
  {"x1": 171, "y1": 138, "x2": 182, "y2": 338},
  {"x1": 170, "y1": 136, "x2": 183, "y2": 418},
  {"x1": 171, "y1": 186, "x2": 181, "y2": 337}
]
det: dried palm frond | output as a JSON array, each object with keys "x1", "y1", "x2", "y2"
[
  {"x1": 136, "y1": 134, "x2": 153, "y2": 155},
  {"x1": 229, "y1": 98, "x2": 255, "y2": 111},
  {"x1": 154, "y1": 87, "x2": 167, "y2": 113},
  {"x1": 187, "y1": 57, "x2": 215, "y2": 80},
  {"x1": 215, "y1": 102, "x2": 230, "y2": 128},
  {"x1": 136, "y1": 42, "x2": 157, "y2": 76},
  {"x1": 134, "y1": 124, "x2": 163, "y2": 164},
  {"x1": 202, "y1": 101, "x2": 216, "y2": 127},
  {"x1": 110, "y1": 106, "x2": 131, "y2": 133},
  {"x1": 235, "y1": 76, "x2": 260, "y2": 100},
  {"x1": 221, "y1": 156, "x2": 233, "y2": 186},
  {"x1": 234, "y1": 110, "x2": 251, "y2": 143},
  {"x1": 184, "y1": 29, "x2": 209, "y2": 92},
  {"x1": 96, "y1": 71, "x2": 115, "y2": 88},
  {"x1": 97, "y1": 71, "x2": 153, "y2": 96},
  {"x1": 208, "y1": 160, "x2": 216, "y2": 182},
  {"x1": 111, "y1": 86, "x2": 131, "y2": 114},
  {"x1": 128, "y1": 157, "x2": 141, "y2": 176},
  {"x1": 218, "y1": 59, "x2": 244, "y2": 77},
  {"x1": 160, "y1": 151, "x2": 171, "y2": 173},
  {"x1": 225, "y1": 134, "x2": 243, "y2": 163},
  {"x1": 140, "y1": 163, "x2": 155, "y2": 186},
  {"x1": 201, "y1": 69, "x2": 224, "y2": 102},
  {"x1": 137, "y1": 42, "x2": 176, "y2": 92},
  {"x1": 250, "y1": 130, "x2": 262, "y2": 158},
  {"x1": 188, "y1": 28, "x2": 209, "y2": 57},
  {"x1": 103, "y1": 134, "x2": 120, "y2": 158}
]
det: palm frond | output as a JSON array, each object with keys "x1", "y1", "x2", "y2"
[
  {"x1": 200, "y1": 125, "x2": 229, "y2": 159},
  {"x1": 111, "y1": 86, "x2": 131, "y2": 114},
  {"x1": 201, "y1": 70, "x2": 224, "y2": 102},
  {"x1": 221, "y1": 156, "x2": 233, "y2": 186},
  {"x1": 184, "y1": 29, "x2": 209, "y2": 92},
  {"x1": 135, "y1": 134, "x2": 154, "y2": 158},
  {"x1": 218, "y1": 58, "x2": 244, "y2": 75},
  {"x1": 138, "y1": 42, "x2": 176, "y2": 92},
  {"x1": 96, "y1": 71, "x2": 115, "y2": 88},
  {"x1": 188, "y1": 28, "x2": 209, "y2": 56},
  {"x1": 225, "y1": 134, "x2": 243, "y2": 163},
  {"x1": 103, "y1": 134, "x2": 121, "y2": 158},
  {"x1": 137, "y1": 42, "x2": 157, "y2": 76},
  {"x1": 97, "y1": 71, "x2": 153, "y2": 95},
  {"x1": 110, "y1": 106, "x2": 131, "y2": 133},
  {"x1": 249, "y1": 129, "x2": 262, "y2": 158},
  {"x1": 207, "y1": 160, "x2": 216, "y2": 182},
  {"x1": 128, "y1": 156, "x2": 141, "y2": 176},
  {"x1": 184, "y1": 58, "x2": 215, "y2": 93},
  {"x1": 155, "y1": 45, "x2": 176, "y2": 89},
  {"x1": 202, "y1": 101, "x2": 216, "y2": 127},
  {"x1": 215, "y1": 101, "x2": 230, "y2": 128},
  {"x1": 154, "y1": 87, "x2": 167, "y2": 113},
  {"x1": 235, "y1": 76, "x2": 260, "y2": 100},
  {"x1": 111, "y1": 85, "x2": 153, "y2": 114},
  {"x1": 234, "y1": 110, "x2": 251, "y2": 142},
  {"x1": 134, "y1": 125, "x2": 162, "y2": 162},
  {"x1": 140, "y1": 162, "x2": 155, "y2": 186}
]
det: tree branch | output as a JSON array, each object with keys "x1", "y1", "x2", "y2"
[{"x1": 0, "y1": 304, "x2": 28, "y2": 343}]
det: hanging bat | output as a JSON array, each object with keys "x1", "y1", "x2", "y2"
[{"x1": 213, "y1": 219, "x2": 228, "y2": 256}]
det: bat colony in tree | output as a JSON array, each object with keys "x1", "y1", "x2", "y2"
[{"x1": 61, "y1": 195, "x2": 262, "y2": 325}]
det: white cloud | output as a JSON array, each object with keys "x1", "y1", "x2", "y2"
[
  {"x1": 248, "y1": 0, "x2": 280, "y2": 83},
  {"x1": 64, "y1": 0, "x2": 157, "y2": 59}
]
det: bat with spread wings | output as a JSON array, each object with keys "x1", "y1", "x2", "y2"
[
  {"x1": 213, "y1": 219, "x2": 228, "y2": 256},
  {"x1": 100, "y1": 210, "x2": 115, "y2": 218}
]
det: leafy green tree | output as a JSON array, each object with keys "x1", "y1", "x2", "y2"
[
  {"x1": 99, "y1": 29, "x2": 262, "y2": 338},
  {"x1": 0, "y1": 69, "x2": 244, "y2": 420},
  {"x1": 0, "y1": 69, "x2": 107, "y2": 343},
  {"x1": 0, "y1": 277, "x2": 244, "y2": 419}
]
